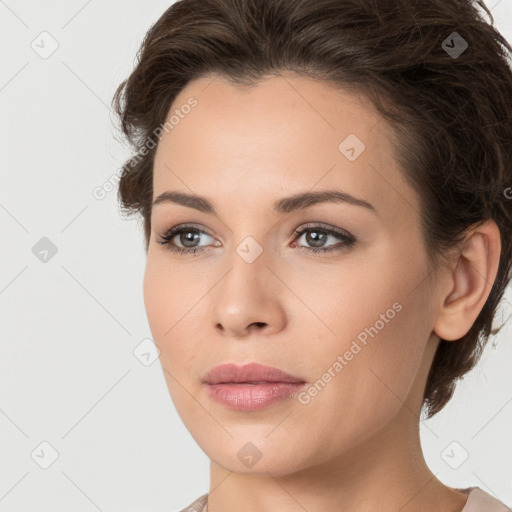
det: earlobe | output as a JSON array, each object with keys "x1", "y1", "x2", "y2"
[{"x1": 433, "y1": 219, "x2": 501, "y2": 342}]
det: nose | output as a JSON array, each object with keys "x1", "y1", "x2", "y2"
[{"x1": 212, "y1": 250, "x2": 288, "y2": 339}]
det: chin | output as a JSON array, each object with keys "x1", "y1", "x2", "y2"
[{"x1": 193, "y1": 431, "x2": 311, "y2": 476}]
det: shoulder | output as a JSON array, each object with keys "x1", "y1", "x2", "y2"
[
  {"x1": 172, "y1": 492, "x2": 208, "y2": 512},
  {"x1": 460, "y1": 487, "x2": 511, "y2": 512}
]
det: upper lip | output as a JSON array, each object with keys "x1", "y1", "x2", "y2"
[{"x1": 203, "y1": 362, "x2": 306, "y2": 384}]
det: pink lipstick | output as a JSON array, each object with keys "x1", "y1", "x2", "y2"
[{"x1": 203, "y1": 362, "x2": 307, "y2": 411}]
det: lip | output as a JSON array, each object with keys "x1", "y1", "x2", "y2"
[
  {"x1": 203, "y1": 362, "x2": 305, "y2": 385},
  {"x1": 203, "y1": 363, "x2": 307, "y2": 411}
]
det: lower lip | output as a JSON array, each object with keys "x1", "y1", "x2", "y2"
[{"x1": 205, "y1": 382, "x2": 307, "y2": 411}]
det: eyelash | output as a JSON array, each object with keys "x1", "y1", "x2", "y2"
[{"x1": 156, "y1": 223, "x2": 356, "y2": 257}]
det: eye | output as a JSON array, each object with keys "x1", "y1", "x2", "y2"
[
  {"x1": 156, "y1": 224, "x2": 218, "y2": 256},
  {"x1": 291, "y1": 223, "x2": 356, "y2": 253},
  {"x1": 156, "y1": 222, "x2": 356, "y2": 256}
]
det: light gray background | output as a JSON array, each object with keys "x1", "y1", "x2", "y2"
[{"x1": 1, "y1": 1, "x2": 511, "y2": 511}]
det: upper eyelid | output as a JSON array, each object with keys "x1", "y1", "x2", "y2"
[
  {"x1": 164, "y1": 222, "x2": 349, "y2": 235},
  {"x1": 295, "y1": 223, "x2": 353, "y2": 236}
]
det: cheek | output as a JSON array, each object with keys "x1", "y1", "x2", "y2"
[
  {"x1": 296, "y1": 249, "x2": 432, "y2": 416},
  {"x1": 143, "y1": 255, "x2": 188, "y2": 375},
  {"x1": 143, "y1": 251, "x2": 201, "y2": 339},
  {"x1": 291, "y1": 290, "x2": 430, "y2": 463},
  {"x1": 143, "y1": 258, "x2": 213, "y2": 442},
  {"x1": 142, "y1": 253, "x2": 205, "y2": 380},
  {"x1": 143, "y1": 256, "x2": 169, "y2": 340}
]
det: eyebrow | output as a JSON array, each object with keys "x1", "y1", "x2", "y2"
[{"x1": 152, "y1": 190, "x2": 378, "y2": 215}]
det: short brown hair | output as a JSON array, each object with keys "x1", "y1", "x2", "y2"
[{"x1": 112, "y1": 0, "x2": 512, "y2": 418}]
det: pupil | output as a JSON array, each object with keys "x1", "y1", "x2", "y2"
[
  {"x1": 307, "y1": 231, "x2": 326, "y2": 247},
  {"x1": 181, "y1": 231, "x2": 199, "y2": 247}
]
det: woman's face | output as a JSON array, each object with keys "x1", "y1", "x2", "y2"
[{"x1": 144, "y1": 73, "x2": 442, "y2": 475}]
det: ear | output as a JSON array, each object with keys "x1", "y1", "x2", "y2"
[{"x1": 433, "y1": 219, "x2": 501, "y2": 341}]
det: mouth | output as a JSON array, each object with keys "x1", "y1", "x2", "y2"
[{"x1": 202, "y1": 363, "x2": 307, "y2": 411}]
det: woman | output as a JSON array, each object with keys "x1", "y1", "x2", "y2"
[{"x1": 112, "y1": 0, "x2": 512, "y2": 510}]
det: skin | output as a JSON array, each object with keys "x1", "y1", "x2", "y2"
[{"x1": 143, "y1": 73, "x2": 501, "y2": 512}]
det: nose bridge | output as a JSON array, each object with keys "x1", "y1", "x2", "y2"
[
  {"x1": 212, "y1": 233, "x2": 286, "y2": 336},
  {"x1": 221, "y1": 214, "x2": 273, "y2": 278},
  {"x1": 222, "y1": 235, "x2": 271, "y2": 304}
]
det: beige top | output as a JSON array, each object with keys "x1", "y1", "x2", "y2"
[{"x1": 177, "y1": 487, "x2": 511, "y2": 512}]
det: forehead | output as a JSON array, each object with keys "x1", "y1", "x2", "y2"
[{"x1": 152, "y1": 73, "x2": 420, "y2": 223}]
